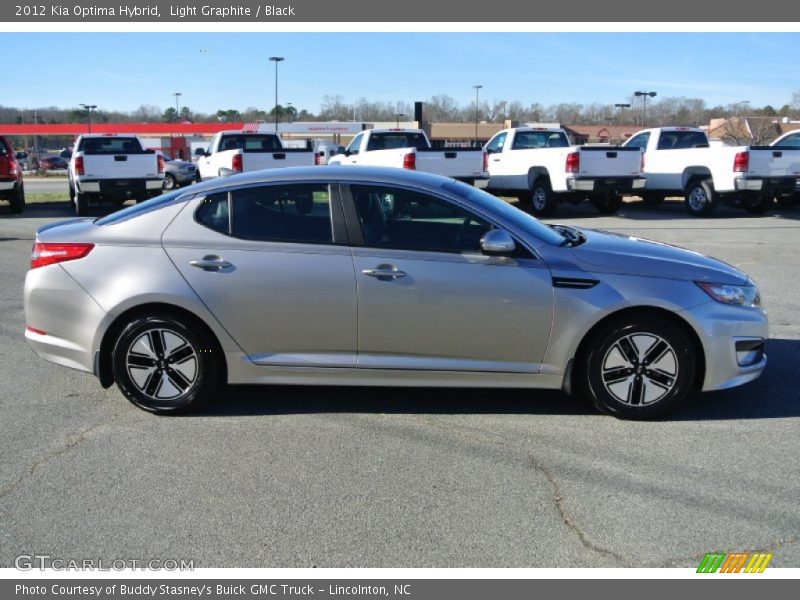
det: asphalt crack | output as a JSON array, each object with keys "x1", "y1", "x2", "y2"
[
  {"x1": 0, "y1": 414, "x2": 119, "y2": 499},
  {"x1": 528, "y1": 452, "x2": 629, "y2": 566}
]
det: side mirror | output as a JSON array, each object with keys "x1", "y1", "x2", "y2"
[
  {"x1": 195, "y1": 148, "x2": 208, "y2": 157},
  {"x1": 480, "y1": 229, "x2": 516, "y2": 256}
]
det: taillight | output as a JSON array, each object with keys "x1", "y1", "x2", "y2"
[
  {"x1": 157, "y1": 154, "x2": 165, "y2": 173},
  {"x1": 75, "y1": 156, "x2": 85, "y2": 176},
  {"x1": 314, "y1": 152, "x2": 321, "y2": 166},
  {"x1": 733, "y1": 151, "x2": 749, "y2": 172},
  {"x1": 232, "y1": 153, "x2": 243, "y2": 172},
  {"x1": 30, "y1": 242, "x2": 94, "y2": 269},
  {"x1": 402, "y1": 152, "x2": 416, "y2": 170},
  {"x1": 565, "y1": 152, "x2": 580, "y2": 173},
  {"x1": 482, "y1": 152, "x2": 488, "y2": 172}
]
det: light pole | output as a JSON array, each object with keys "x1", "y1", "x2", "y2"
[
  {"x1": 172, "y1": 92, "x2": 182, "y2": 158},
  {"x1": 614, "y1": 103, "x2": 631, "y2": 125},
  {"x1": 473, "y1": 84, "x2": 483, "y2": 146},
  {"x1": 395, "y1": 113, "x2": 404, "y2": 128},
  {"x1": 634, "y1": 91, "x2": 656, "y2": 127},
  {"x1": 738, "y1": 100, "x2": 750, "y2": 116},
  {"x1": 287, "y1": 102, "x2": 294, "y2": 123},
  {"x1": 80, "y1": 104, "x2": 97, "y2": 133},
  {"x1": 269, "y1": 56, "x2": 284, "y2": 133}
]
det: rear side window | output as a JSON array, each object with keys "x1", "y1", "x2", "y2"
[
  {"x1": 78, "y1": 137, "x2": 144, "y2": 154},
  {"x1": 366, "y1": 132, "x2": 428, "y2": 151},
  {"x1": 778, "y1": 133, "x2": 800, "y2": 148},
  {"x1": 511, "y1": 131, "x2": 569, "y2": 150},
  {"x1": 230, "y1": 184, "x2": 333, "y2": 244},
  {"x1": 195, "y1": 192, "x2": 230, "y2": 234},
  {"x1": 656, "y1": 131, "x2": 709, "y2": 150}
]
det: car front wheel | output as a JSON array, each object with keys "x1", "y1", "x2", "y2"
[
  {"x1": 577, "y1": 315, "x2": 697, "y2": 419},
  {"x1": 111, "y1": 314, "x2": 222, "y2": 414}
]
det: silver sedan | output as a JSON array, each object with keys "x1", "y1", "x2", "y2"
[{"x1": 23, "y1": 167, "x2": 767, "y2": 418}]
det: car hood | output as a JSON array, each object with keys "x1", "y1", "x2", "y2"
[{"x1": 565, "y1": 227, "x2": 749, "y2": 285}]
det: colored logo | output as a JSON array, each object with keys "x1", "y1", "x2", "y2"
[{"x1": 697, "y1": 552, "x2": 773, "y2": 573}]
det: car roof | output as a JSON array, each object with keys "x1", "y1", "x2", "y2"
[{"x1": 179, "y1": 166, "x2": 452, "y2": 197}]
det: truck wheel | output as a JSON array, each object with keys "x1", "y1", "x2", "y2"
[
  {"x1": 744, "y1": 194, "x2": 772, "y2": 215},
  {"x1": 8, "y1": 183, "x2": 25, "y2": 214},
  {"x1": 575, "y1": 314, "x2": 697, "y2": 419},
  {"x1": 642, "y1": 193, "x2": 665, "y2": 206},
  {"x1": 163, "y1": 173, "x2": 177, "y2": 190},
  {"x1": 776, "y1": 195, "x2": 799, "y2": 209},
  {"x1": 592, "y1": 194, "x2": 623, "y2": 215},
  {"x1": 68, "y1": 181, "x2": 75, "y2": 202},
  {"x1": 530, "y1": 179, "x2": 558, "y2": 217},
  {"x1": 75, "y1": 192, "x2": 89, "y2": 216},
  {"x1": 684, "y1": 178, "x2": 717, "y2": 217}
]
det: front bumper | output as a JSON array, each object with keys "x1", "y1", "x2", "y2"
[
  {"x1": 683, "y1": 301, "x2": 769, "y2": 392},
  {"x1": 567, "y1": 176, "x2": 646, "y2": 192},
  {"x1": 733, "y1": 176, "x2": 797, "y2": 194}
]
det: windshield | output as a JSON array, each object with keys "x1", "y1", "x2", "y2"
[
  {"x1": 95, "y1": 189, "x2": 186, "y2": 225},
  {"x1": 442, "y1": 180, "x2": 566, "y2": 246}
]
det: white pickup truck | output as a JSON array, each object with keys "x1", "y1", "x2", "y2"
[
  {"x1": 328, "y1": 128, "x2": 487, "y2": 185},
  {"x1": 770, "y1": 130, "x2": 800, "y2": 207},
  {"x1": 482, "y1": 127, "x2": 645, "y2": 216},
  {"x1": 196, "y1": 131, "x2": 315, "y2": 180},
  {"x1": 622, "y1": 127, "x2": 800, "y2": 216},
  {"x1": 68, "y1": 134, "x2": 165, "y2": 216}
]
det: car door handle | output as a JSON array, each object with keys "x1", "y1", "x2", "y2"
[
  {"x1": 492, "y1": 158, "x2": 501, "y2": 162},
  {"x1": 190, "y1": 255, "x2": 232, "y2": 271},
  {"x1": 362, "y1": 265, "x2": 407, "y2": 280}
]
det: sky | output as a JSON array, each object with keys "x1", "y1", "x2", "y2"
[{"x1": 4, "y1": 32, "x2": 799, "y2": 114}]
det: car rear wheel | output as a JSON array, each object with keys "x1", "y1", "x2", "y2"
[
  {"x1": 744, "y1": 194, "x2": 772, "y2": 214},
  {"x1": 576, "y1": 315, "x2": 697, "y2": 419},
  {"x1": 591, "y1": 194, "x2": 623, "y2": 215},
  {"x1": 530, "y1": 179, "x2": 558, "y2": 217},
  {"x1": 8, "y1": 183, "x2": 24, "y2": 214},
  {"x1": 112, "y1": 314, "x2": 222, "y2": 414},
  {"x1": 684, "y1": 178, "x2": 717, "y2": 216},
  {"x1": 163, "y1": 173, "x2": 177, "y2": 190}
]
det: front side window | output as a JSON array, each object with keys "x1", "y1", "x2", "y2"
[
  {"x1": 346, "y1": 133, "x2": 363, "y2": 156},
  {"x1": 350, "y1": 185, "x2": 492, "y2": 253},
  {"x1": 625, "y1": 132, "x2": 650, "y2": 150},
  {"x1": 230, "y1": 184, "x2": 333, "y2": 244},
  {"x1": 485, "y1": 132, "x2": 507, "y2": 154}
]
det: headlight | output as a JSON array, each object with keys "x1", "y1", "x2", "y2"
[{"x1": 696, "y1": 281, "x2": 760, "y2": 307}]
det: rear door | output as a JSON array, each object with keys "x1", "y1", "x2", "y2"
[
  {"x1": 162, "y1": 181, "x2": 358, "y2": 367},
  {"x1": 344, "y1": 182, "x2": 553, "y2": 373}
]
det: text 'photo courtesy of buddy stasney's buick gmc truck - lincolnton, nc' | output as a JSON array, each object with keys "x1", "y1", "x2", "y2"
[{"x1": 24, "y1": 165, "x2": 768, "y2": 420}]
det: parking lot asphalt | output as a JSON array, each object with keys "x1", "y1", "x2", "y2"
[{"x1": 0, "y1": 198, "x2": 798, "y2": 568}]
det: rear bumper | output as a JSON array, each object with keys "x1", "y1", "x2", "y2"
[
  {"x1": 0, "y1": 179, "x2": 17, "y2": 192},
  {"x1": 24, "y1": 264, "x2": 107, "y2": 374},
  {"x1": 77, "y1": 177, "x2": 164, "y2": 194},
  {"x1": 567, "y1": 176, "x2": 646, "y2": 192},
  {"x1": 733, "y1": 176, "x2": 797, "y2": 194}
]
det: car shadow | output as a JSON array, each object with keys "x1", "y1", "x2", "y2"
[{"x1": 190, "y1": 339, "x2": 800, "y2": 421}]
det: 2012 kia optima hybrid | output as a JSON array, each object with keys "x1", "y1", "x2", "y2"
[{"x1": 24, "y1": 167, "x2": 767, "y2": 419}]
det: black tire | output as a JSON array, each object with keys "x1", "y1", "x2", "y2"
[
  {"x1": 642, "y1": 193, "x2": 665, "y2": 207},
  {"x1": 68, "y1": 180, "x2": 75, "y2": 202},
  {"x1": 591, "y1": 194, "x2": 623, "y2": 215},
  {"x1": 163, "y1": 173, "x2": 177, "y2": 190},
  {"x1": 75, "y1": 191, "x2": 89, "y2": 216},
  {"x1": 684, "y1": 178, "x2": 717, "y2": 217},
  {"x1": 530, "y1": 178, "x2": 558, "y2": 217},
  {"x1": 111, "y1": 313, "x2": 222, "y2": 414},
  {"x1": 776, "y1": 195, "x2": 799, "y2": 209},
  {"x1": 8, "y1": 183, "x2": 25, "y2": 214},
  {"x1": 575, "y1": 314, "x2": 697, "y2": 419},
  {"x1": 744, "y1": 194, "x2": 772, "y2": 215}
]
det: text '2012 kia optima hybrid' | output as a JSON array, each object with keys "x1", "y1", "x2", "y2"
[{"x1": 24, "y1": 167, "x2": 767, "y2": 419}]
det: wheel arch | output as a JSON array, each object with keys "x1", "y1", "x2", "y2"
[
  {"x1": 569, "y1": 305, "x2": 706, "y2": 395},
  {"x1": 528, "y1": 167, "x2": 551, "y2": 189},
  {"x1": 682, "y1": 167, "x2": 713, "y2": 189},
  {"x1": 96, "y1": 302, "x2": 227, "y2": 388}
]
